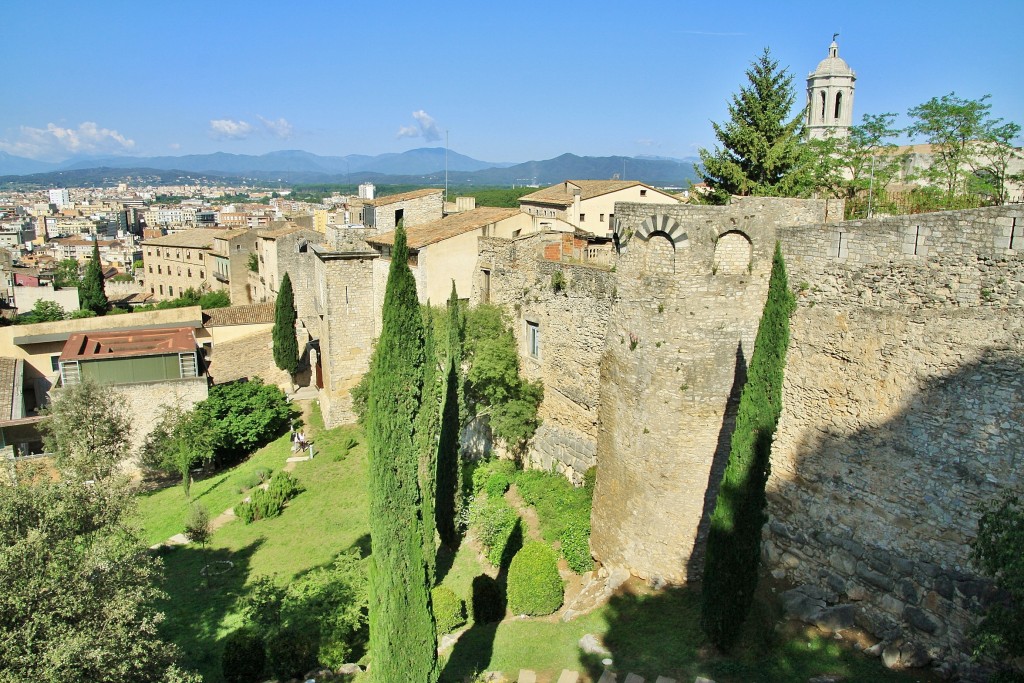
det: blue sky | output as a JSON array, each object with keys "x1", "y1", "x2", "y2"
[{"x1": 2, "y1": 0, "x2": 1020, "y2": 163}]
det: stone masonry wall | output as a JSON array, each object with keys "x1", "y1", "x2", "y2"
[
  {"x1": 473, "y1": 232, "x2": 614, "y2": 482},
  {"x1": 314, "y1": 251, "x2": 379, "y2": 428},
  {"x1": 121, "y1": 376, "x2": 209, "y2": 469},
  {"x1": 769, "y1": 205, "x2": 1024, "y2": 668},
  {"x1": 207, "y1": 326, "x2": 291, "y2": 389}
]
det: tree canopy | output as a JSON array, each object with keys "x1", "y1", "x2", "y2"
[
  {"x1": 273, "y1": 272, "x2": 299, "y2": 375},
  {"x1": 79, "y1": 240, "x2": 108, "y2": 316},
  {"x1": 697, "y1": 48, "x2": 807, "y2": 202}
]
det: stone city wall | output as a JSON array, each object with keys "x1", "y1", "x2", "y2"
[
  {"x1": 121, "y1": 376, "x2": 209, "y2": 468},
  {"x1": 206, "y1": 327, "x2": 291, "y2": 389},
  {"x1": 473, "y1": 232, "x2": 614, "y2": 482},
  {"x1": 590, "y1": 198, "x2": 832, "y2": 585},
  {"x1": 768, "y1": 204, "x2": 1024, "y2": 668}
]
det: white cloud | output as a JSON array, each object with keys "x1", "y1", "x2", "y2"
[
  {"x1": 258, "y1": 116, "x2": 294, "y2": 139},
  {"x1": 168, "y1": 142, "x2": 181, "y2": 150},
  {"x1": 0, "y1": 121, "x2": 135, "y2": 160},
  {"x1": 209, "y1": 119, "x2": 254, "y2": 140},
  {"x1": 396, "y1": 110, "x2": 442, "y2": 142}
]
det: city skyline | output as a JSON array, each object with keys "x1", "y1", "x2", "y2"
[{"x1": 2, "y1": 0, "x2": 1021, "y2": 164}]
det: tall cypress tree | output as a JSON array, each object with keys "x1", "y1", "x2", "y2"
[
  {"x1": 416, "y1": 308, "x2": 440, "y2": 585},
  {"x1": 366, "y1": 225, "x2": 438, "y2": 682},
  {"x1": 436, "y1": 283, "x2": 464, "y2": 548},
  {"x1": 700, "y1": 242, "x2": 795, "y2": 650},
  {"x1": 79, "y1": 240, "x2": 108, "y2": 316},
  {"x1": 697, "y1": 48, "x2": 807, "y2": 203},
  {"x1": 272, "y1": 272, "x2": 299, "y2": 374}
]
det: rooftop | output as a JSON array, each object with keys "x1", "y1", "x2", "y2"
[
  {"x1": 203, "y1": 302, "x2": 276, "y2": 327},
  {"x1": 59, "y1": 327, "x2": 197, "y2": 362},
  {"x1": 141, "y1": 229, "x2": 232, "y2": 249},
  {"x1": 362, "y1": 188, "x2": 443, "y2": 207},
  {"x1": 366, "y1": 207, "x2": 521, "y2": 249},
  {"x1": 519, "y1": 180, "x2": 664, "y2": 207}
]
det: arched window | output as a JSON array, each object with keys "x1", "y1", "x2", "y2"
[
  {"x1": 820, "y1": 92, "x2": 826, "y2": 121},
  {"x1": 834, "y1": 91, "x2": 843, "y2": 120}
]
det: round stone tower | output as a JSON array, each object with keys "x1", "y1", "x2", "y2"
[{"x1": 806, "y1": 37, "x2": 856, "y2": 139}]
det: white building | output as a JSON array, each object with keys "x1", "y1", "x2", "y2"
[{"x1": 806, "y1": 38, "x2": 856, "y2": 140}]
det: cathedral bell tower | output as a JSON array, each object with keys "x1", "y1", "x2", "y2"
[{"x1": 806, "y1": 36, "x2": 856, "y2": 139}]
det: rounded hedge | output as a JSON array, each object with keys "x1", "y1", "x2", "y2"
[
  {"x1": 431, "y1": 586, "x2": 467, "y2": 635},
  {"x1": 221, "y1": 627, "x2": 266, "y2": 683},
  {"x1": 506, "y1": 541, "x2": 564, "y2": 616}
]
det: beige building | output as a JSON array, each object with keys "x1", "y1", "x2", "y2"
[
  {"x1": 366, "y1": 207, "x2": 536, "y2": 305},
  {"x1": 211, "y1": 230, "x2": 258, "y2": 304},
  {"x1": 351, "y1": 188, "x2": 444, "y2": 235},
  {"x1": 141, "y1": 229, "x2": 216, "y2": 299},
  {"x1": 519, "y1": 180, "x2": 681, "y2": 236}
]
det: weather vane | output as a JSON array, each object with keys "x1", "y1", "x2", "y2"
[{"x1": 833, "y1": 32, "x2": 840, "y2": 42}]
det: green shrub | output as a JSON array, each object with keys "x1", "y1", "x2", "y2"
[
  {"x1": 265, "y1": 623, "x2": 318, "y2": 679},
  {"x1": 333, "y1": 434, "x2": 359, "y2": 462},
  {"x1": 221, "y1": 627, "x2": 266, "y2": 683},
  {"x1": 484, "y1": 471, "x2": 511, "y2": 498},
  {"x1": 559, "y1": 519, "x2": 594, "y2": 574},
  {"x1": 238, "y1": 468, "x2": 272, "y2": 493},
  {"x1": 470, "y1": 574, "x2": 505, "y2": 624},
  {"x1": 183, "y1": 502, "x2": 210, "y2": 547},
  {"x1": 470, "y1": 496, "x2": 524, "y2": 568},
  {"x1": 514, "y1": 468, "x2": 593, "y2": 546},
  {"x1": 235, "y1": 471, "x2": 303, "y2": 524},
  {"x1": 431, "y1": 586, "x2": 467, "y2": 635},
  {"x1": 234, "y1": 500, "x2": 255, "y2": 524},
  {"x1": 507, "y1": 542, "x2": 564, "y2": 616}
]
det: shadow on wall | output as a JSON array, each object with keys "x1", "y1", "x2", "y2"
[
  {"x1": 685, "y1": 341, "x2": 747, "y2": 583},
  {"x1": 768, "y1": 347, "x2": 1024, "y2": 654}
]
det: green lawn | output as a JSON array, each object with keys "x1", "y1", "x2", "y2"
[{"x1": 143, "y1": 412, "x2": 936, "y2": 683}]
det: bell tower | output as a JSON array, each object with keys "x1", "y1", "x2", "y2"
[{"x1": 806, "y1": 35, "x2": 856, "y2": 139}]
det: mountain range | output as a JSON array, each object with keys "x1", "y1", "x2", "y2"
[{"x1": 0, "y1": 148, "x2": 700, "y2": 188}]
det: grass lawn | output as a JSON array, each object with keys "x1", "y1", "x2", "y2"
[{"x1": 144, "y1": 413, "x2": 938, "y2": 683}]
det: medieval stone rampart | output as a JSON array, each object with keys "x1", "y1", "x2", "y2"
[
  {"x1": 768, "y1": 205, "x2": 1024, "y2": 666},
  {"x1": 473, "y1": 232, "x2": 615, "y2": 481},
  {"x1": 590, "y1": 198, "x2": 835, "y2": 585}
]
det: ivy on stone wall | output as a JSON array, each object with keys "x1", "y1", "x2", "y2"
[{"x1": 700, "y1": 241, "x2": 795, "y2": 650}]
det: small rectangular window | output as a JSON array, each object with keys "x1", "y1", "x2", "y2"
[
  {"x1": 169, "y1": 286, "x2": 174, "y2": 296},
  {"x1": 600, "y1": 213, "x2": 605, "y2": 222},
  {"x1": 50, "y1": 355, "x2": 60, "y2": 372},
  {"x1": 159, "y1": 285, "x2": 164, "y2": 295},
  {"x1": 640, "y1": 189, "x2": 647, "y2": 197},
  {"x1": 527, "y1": 321, "x2": 540, "y2": 358},
  {"x1": 579, "y1": 214, "x2": 586, "y2": 222},
  {"x1": 481, "y1": 269, "x2": 491, "y2": 303}
]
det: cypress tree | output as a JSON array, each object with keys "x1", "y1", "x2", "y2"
[
  {"x1": 697, "y1": 48, "x2": 807, "y2": 203},
  {"x1": 365, "y1": 225, "x2": 438, "y2": 682},
  {"x1": 79, "y1": 240, "x2": 108, "y2": 316},
  {"x1": 272, "y1": 272, "x2": 299, "y2": 374},
  {"x1": 416, "y1": 307, "x2": 440, "y2": 585},
  {"x1": 700, "y1": 242, "x2": 795, "y2": 650},
  {"x1": 436, "y1": 283, "x2": 464, "y2": 548}
]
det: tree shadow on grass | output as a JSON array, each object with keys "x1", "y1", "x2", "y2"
[{"x1": 156, "y1": 539, "x2": 263, "y2": 682}]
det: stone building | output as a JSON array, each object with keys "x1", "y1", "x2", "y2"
[
  {"x1": 142, "y1": 228, "x2": 256, "y2": 302},
  {"x1": 211, "y1": 229, "x2": 258, "y2": 304},
  {"x1": 350, "y1": 188, "x2": 444, "y2": 235},
  {"x1": 806, "y1": 37, "x2": 856, "y2": 140}
]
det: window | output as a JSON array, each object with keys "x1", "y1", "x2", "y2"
[
  {"x1": 481, "y1": 269, "x2": 491, "y2": 303},
  {"x1": 834, "y1": 91, "x2": 843, "y2": 120},
  {"x1": 580, "y1": 213, "x2": 586, "y2": 222},
  {"x1": 527, "y1": 321, "x2": 540, "y2": 358},
  {"x1": 600, "y1": 213, "x2": 605, "y2": 222},
  {"x1": 200, "y1": 270, "x2": 204, "y2": 278},
  {"x1": 169, "y1": 286, "x2": 174, "y2": 296},
  {"x1": 157, "y1": 265, "x2": 162, "y2": 274},
  {"x1": 50, "y1": 355, "x2": 60, "y2": 372},
  {"x1": 187, "y1": 269, "x2": 191, "y2": 277},
  {"x1": 640, "y1": 189, "x2": 647, "y2": 197},
  {"x1": 820, "y1": 91, "x2": 827, "y2": 121},
  {"x1": 156, "y1": 249, "x2": 161, "y2": 256},
  {"x1": 186, "y1": 250, "x2": 191, "y2": 259},
  {"x1": 148, "y1": 266, "x2": 153, "y2": 273},
  {"x1": 159, "y1": 285, "x2": 164, "y2": 295}
]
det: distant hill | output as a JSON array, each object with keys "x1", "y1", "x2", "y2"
[{"x1": 0, "y1": 148, "x2": 700, "y2": 189}]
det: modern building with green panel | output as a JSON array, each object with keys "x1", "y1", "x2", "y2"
[{"x1": 58, "y1": 328, "x2": 201, "y2": 387}]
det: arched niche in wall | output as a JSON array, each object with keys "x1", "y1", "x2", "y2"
[
  {"x1": 645, "y1": 231, "x2": 676, "y2": 273},
  {"x1": 713, "y1": 230, "x2": 752, "y2": 275},
  {"x1": 615, "y1": 214, "x2": 688, "y2": 255}
]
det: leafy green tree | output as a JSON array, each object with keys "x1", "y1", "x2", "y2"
[
  {"x1": 79, "y1": 240, "x2": 108, "y2": 316},
  {"x1": 697, "y1": 48, "x2": 807, "y2": 202},
  {"x1": 464, "y1": 305, "x2": 543, "y2": 453},
  {"x1": 18, "y1": 299, "x2": 67, "y2": 324},
  {"x1": 906, "y1": 92, "x2": 1016, "y2": 200},
  {"x1": 974, "y1": 119, "x2": 1024, "y2": 205},
  {"x1": 436, "y1": 283, "x2": 465, "y2": 548},
  {"x1": 51, "y1": 258, "x2": 81, "y2": 290},
  {"x1": 273, "y1": 272, "x2": 299, "y2": 374},
  {"x1": 247, "y1": 251, "x2": 260, "y2": 273},
  {"x1": 40, "y1": 379, "x2": 133, "y2": 483},
  {"x1": 701, "y1": 243, "x2": 795, "y2": 650},
  {"x1": 365, "y1": 224, "x2": 438, "y2": 682},
  {"x1": 197, "y1": 378, "x2": 295, "y2": 462},
  {"x1": 141, "y1": 405, "x2": 220, "y2": 498},
  {"x1": 971, "y1": 488, "x2": 1024, "y2": 671},
  {"x1": 0, "y1": 479, "x2": 199, "y2": 682}
]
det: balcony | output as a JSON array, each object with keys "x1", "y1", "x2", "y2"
[{"x1": 213, "y1": 271, "x2": 229, "y2": 283}]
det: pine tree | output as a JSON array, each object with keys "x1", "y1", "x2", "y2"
[
  {"x1": 700, "y1": 242, "x2": 795, "y2": 650},
  {"x1": 436, "y1": 283, "x2": 465, "y2": 548},
  {"x1": 272, "y1": 273, "x2": 299, "y2": 374},
  {"x1": 79, "y1": 240, "x2": 108, "y2": 316},
  {"x1": 365, "y1": 225, "x2": 438, "y2": 683},
  {"x1": 697, "y1": 48, "x2": 807, "y2": 203}
]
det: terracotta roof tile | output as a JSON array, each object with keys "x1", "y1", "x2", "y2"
[
  {"x1": 202, "y1": 302, "x2": 276, "y2": 327},
  {"x1": 366, "y1": 207, "x2": 521, "y2": 249}
]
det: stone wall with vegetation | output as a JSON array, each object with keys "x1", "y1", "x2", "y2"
[
  {"x1": 590, "y1": 198, "x2": 833, "y2": 585},
  {"x1": 207, "y1": 327, "x2": 291, "y2": 389},
  {"x1": 473, "y1": 233, "x2": 614, "y2": 482},
  {"x1": 769, "y1": 205, "x2": 1024, "y2": 668},
  {"x1": 123, "y1": 376, "x2": 209, "y2": 469}
]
